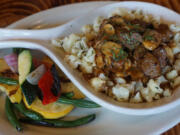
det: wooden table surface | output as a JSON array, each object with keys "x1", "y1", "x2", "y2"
[{"x1": 0, "y1": 0, "x2": 179, "y2": 134}]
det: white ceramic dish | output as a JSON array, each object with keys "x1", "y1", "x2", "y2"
[
  {"x1": 0, "y1": 1, "x2": 179, "y2": 135},
  {"x1": 1, "y1": 1, "x2": 180, "y2": 116}
]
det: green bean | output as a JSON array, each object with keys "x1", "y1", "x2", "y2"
[
  {"x1": 57, "y1": 96, "x2": 100, "y2": 108},
  {"x1": 0, "y1": 76, "x2": 18, "y2": 85},
  {"x1": 20, "y1": 114, "x2": 95, "y2": 128},
  {"x1": 14, "y1": 102, "x2": 43, "y2": 121},
  {"x1": 5, "y1": 97, "x2": 22, "y2": 131},
  {"x1": 61, "y1": 92, "x2": 74, "y2": 98}
]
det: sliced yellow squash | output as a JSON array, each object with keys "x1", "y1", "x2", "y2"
[
  {"x1": 0, "y1": 84, "x2": 22, "y2": 103},
  {"x1": 0, "y1": 58, "x2": 22, "y2": 103},
  {"x1": 9, "y1": 87, "x2": 22, "y2": 103},
  {"x1": 23, "y1": 97, "x2": 74, "y2": 119}
]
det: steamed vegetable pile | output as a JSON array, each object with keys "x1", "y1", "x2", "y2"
[{"x1": 0, "y1": 49, "x2": 100, "y2": 132}]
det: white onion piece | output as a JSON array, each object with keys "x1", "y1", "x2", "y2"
[{"x1": 26, "y1": 64, "x2": 46, "y2": 85}]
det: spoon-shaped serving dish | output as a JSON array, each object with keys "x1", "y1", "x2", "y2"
[{"x1": 0, "y1": 2, "x2": 180, "y2": 115}]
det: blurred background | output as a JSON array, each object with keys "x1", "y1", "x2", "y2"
[{"x1": 0, "y1": 0, "x2": 179, "y2": 134}]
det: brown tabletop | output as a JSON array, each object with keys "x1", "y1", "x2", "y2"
[{"x1": 0, "y1": 0, "x2": 179, "y2": 134}]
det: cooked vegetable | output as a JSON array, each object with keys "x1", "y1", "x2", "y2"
[
  {"x1": 21, "y1": 80, "x2": 38, "y2": 105},
  {"x1": 0, "y1": 58, "x2": 18, "y2": 80},
  {"x1": 0, "y1": 58, "x2": 11, "y2": 73},
  {"x1": 57, "y1": 96, "x2": 100, "y2": 108},
  {"x1": 5, "y1": 97, "x2": 22, "y2": 131},
  {"x1": 14, "y1": 101, "x2": 43, "y2": 121},
  {"x1": 18, "y1": 50, "x2": 33, "y2": 85},
  {"x1": 9, "y1": 87, "x2": 22, "y2": 103},
  {"x1": 33, "y1": 58, "x2": 42, "y2": 68},
  {"x1": 26, "y1": 64, "x2": 46, "y2": 85},
  {"x1": 23, "y1": 97, "x2": 74, "y2": 119},
  {"x1": 13, "y1": 48, "x2": 25, "y2": 55},
  {"x1": 33, "y1": 58, "x2": 53, "y2": 69},
  {"x1": 4, "y1": 53, "x2": 18, "y2": 73},
  {"x1": 0, "y1": 58, "x2": 22, "y2": 103},
  {"x1": 0, "y1": 76, "x2": 18, "y2": 85},
  {"x1": 41, "y1": 56, "x2": 54, "y2": 69},
  {"x1": 62, "y1": 92, "x2": 74, "y2": 98},
  {"x1": 61, "y1": 82, "x2": 85, "y2": 99},
  {"x1": 38, "y1": 65, "x2": 61, "y2": 105},
  {"x1": 50, "y1": 65, "x2": 61, "y2": 96},
  {"x1": 20, "y1": 114, "x2": 96, "y2": 127},
  {"x1": 0, "y1": 83, "x2": 22, "y2": 103},
  {"x1": 18, "y1": 50, "x2": 36, "y2": 105}
]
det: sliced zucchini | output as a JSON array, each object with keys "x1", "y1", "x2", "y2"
[
  {"x1": 21, "y1": 80, "x2": 38, "y2": 105},
  {"x1": 13, "y1": 48, "x2": 25, "y2": 55},
  {"x1": 18, "y1": 50, "x2": 33, "y2": 85},
  {"x1": 18, "y1": 50, "x2": 37, "y2": 105}
]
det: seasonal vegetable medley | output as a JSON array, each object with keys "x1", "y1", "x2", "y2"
[
  {"x1": 0, "y1": 48, "x2": 100, "y2": 132},
  {"x1": 52, "y1": 9, "x2": 180, "y2": 103}
]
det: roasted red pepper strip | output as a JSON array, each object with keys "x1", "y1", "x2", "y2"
[
  {"x1": 38, "y1": 70, "x2": 58, "y2": 105},
  {"x1": 38, "y1": 64, "x2": 61, "y2": 105}
]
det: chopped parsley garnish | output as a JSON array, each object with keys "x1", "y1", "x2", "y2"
[
  {"x1": 111, "y1": 48, "x2": 128, "y2": 62},
  {"x1": 144, "y1": 35, "x2": 155, "y2": 41},
  {"x1": 108, "y1": 34, "x2": 119, "y2": 41},
  {"x1": 127, "y1": 22, "x2": 141, "y2": 29}
]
